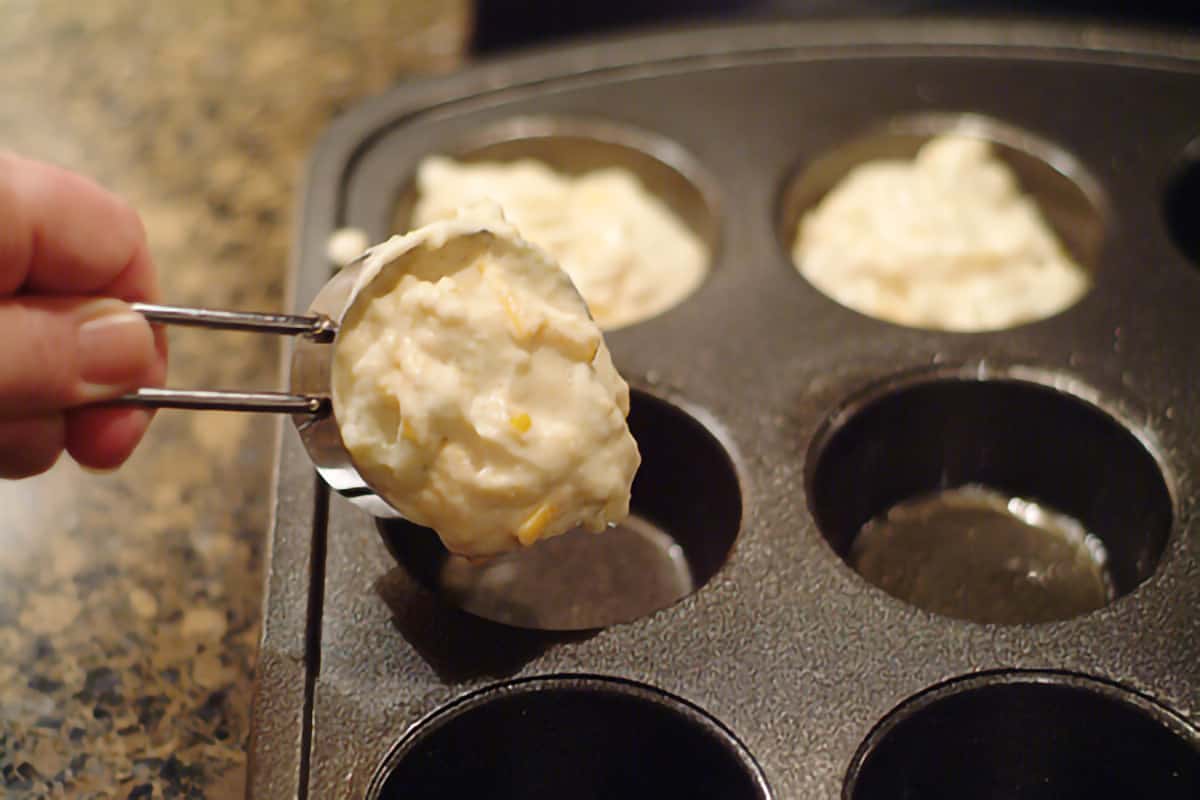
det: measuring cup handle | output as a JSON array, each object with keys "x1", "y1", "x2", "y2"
[
  {"x1": 112, "y1": 388, "x2": 329, "y2": 414},
  {"x1": 132, "y1": 302, "x2": 337, "y2": 341}
]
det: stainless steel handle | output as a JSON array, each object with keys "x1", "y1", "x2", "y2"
[
  {"x1": 116, "y1": 388, "x2": 328, "y2": 414},
  {"x1": 131, "y1": 302, "x2": 337, "y2": 342},
  {"x1": 108, "y1": 303, "x2": 337, "y2": 414}
]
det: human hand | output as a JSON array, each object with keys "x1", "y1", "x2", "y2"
[{"x1": 0, "y1": 152, "x2": 167, "y2": 478}]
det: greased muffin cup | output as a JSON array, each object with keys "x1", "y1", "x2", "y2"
[{"x1": 253, "y1": 20, "x2": 1200, "y2": 800}]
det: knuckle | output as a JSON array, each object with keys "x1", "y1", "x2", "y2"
[{"x1": 0, "y1": 302, "x2": 77, "y2": 409}]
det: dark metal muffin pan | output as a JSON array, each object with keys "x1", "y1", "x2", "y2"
[{"x1": 249, "y1": 19, "x2": 1200, "y2": 799}]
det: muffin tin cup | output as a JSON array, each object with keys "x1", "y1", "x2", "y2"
[
  {"x1": 379, "y1": 390, "x2": 743, "y2": 631},
  {"x1": 1165, "y1": 134, "x2": 1200, "y2": 268},
  {"x1": 844, "y1": 670, "x2": 1200, "y2": 799},
  {"x1": 253, "y1": 20, "x2": 1200, "y2": 800},
  {"x1": 366, "y1": 675, "x2": 769, "y2": 800},
  {"x1": 777, "y1": 111, "x2": 1109, "y2": 331},
  {"x1": 392, "y1": 114, "x2": 721, "y2": 261},
  {"x1": 806, "y1": 366, "x2": 1174, "y2": 624}
]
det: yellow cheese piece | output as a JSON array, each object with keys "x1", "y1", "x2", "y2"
[{"x1": 516, "y1": 503, "x2": 556, "y2": 546}]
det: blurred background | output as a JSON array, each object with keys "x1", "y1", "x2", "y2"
[{"x1": 472, "y1": 1, "x2": 1200, "y2": 52}]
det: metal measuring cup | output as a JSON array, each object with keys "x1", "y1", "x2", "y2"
[
  {"x1": 119, "y1": 219, "x2": 599, "y2": 523},
  {"x1": 117, "y1": 252, "x2": 400, "y2": 518}
]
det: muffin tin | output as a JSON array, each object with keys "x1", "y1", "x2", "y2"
[{"x1": 249, "y1": 19, "x2": 1200, "y2": 799}]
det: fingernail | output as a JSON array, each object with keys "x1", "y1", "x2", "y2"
[
  {"x1": 80, "y1": 463, "x2": 120, "y2": 475},
  {"x1": 76, "y1": 300, "x2": 155, "y2": 398}
]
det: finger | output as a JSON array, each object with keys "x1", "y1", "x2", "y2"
[
  {"x1": 0, "y1": 297, "x2": 158, "y2": 415},
  {"x1": 64, "y1": 315, "x2": 167, "y2": 469},
  {"x1": 64, "y1": 406, "x2": 154, "y2": 471},
  {"x1": 0, "y1": 152, "x2": 159, "y2": 301},
  {"x1": 0, "y1": 413, "x2": 65, "y2": 479}
]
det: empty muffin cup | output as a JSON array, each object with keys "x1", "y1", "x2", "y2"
[
  {"x1": 379, "y1": 390, "x2": 743, "y2": 630},
  {"x1": 1165, "y1": 135, "x2": 1200, "y2": 267},
  {"x1": 367, "y1": 676, "x2": 770, "y2": 800},
  {"x1": 392, "y1": 115, "x2": 720, "y2": 329},
  {"x1": 806, "y1": 369, "x2": 1173, "y2": 624},
  {"x1": 779, "y1": 113, "x2": 1106, "y2": 331},
  {"x1": 844, "y1": 670, "x2": 1200, "y2": 799}
]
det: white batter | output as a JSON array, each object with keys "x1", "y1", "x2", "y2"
[
  {"x1": 332, "y1": 205, "x2": 641, "y2": 558},
  {"x1": 412, "y1": 156, "x2": 708, "y2": 330},
  {"x1": 793, "y1": 135, "x2": 1089, "y2": 331}
]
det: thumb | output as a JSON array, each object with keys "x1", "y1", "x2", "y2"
[{"x1": 0, "y1": 297, "x2": 158, "y2": 416}]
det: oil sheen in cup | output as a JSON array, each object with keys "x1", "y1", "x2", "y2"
[{"x1": 850, "y1": 485, "x2": 1113, "y2": 624}]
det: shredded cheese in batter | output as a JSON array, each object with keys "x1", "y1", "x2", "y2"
[{"x1": 332, "y1": 205, "x2": 640, "y2": 558}]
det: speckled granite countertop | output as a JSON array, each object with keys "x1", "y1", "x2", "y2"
[{"x1": 0, "y1": 3, "x2": 470, "y2": 796}]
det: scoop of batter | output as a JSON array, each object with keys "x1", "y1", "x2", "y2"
[{"x1": 332, "y1": 205, "x2": 640, "y2": 558}]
